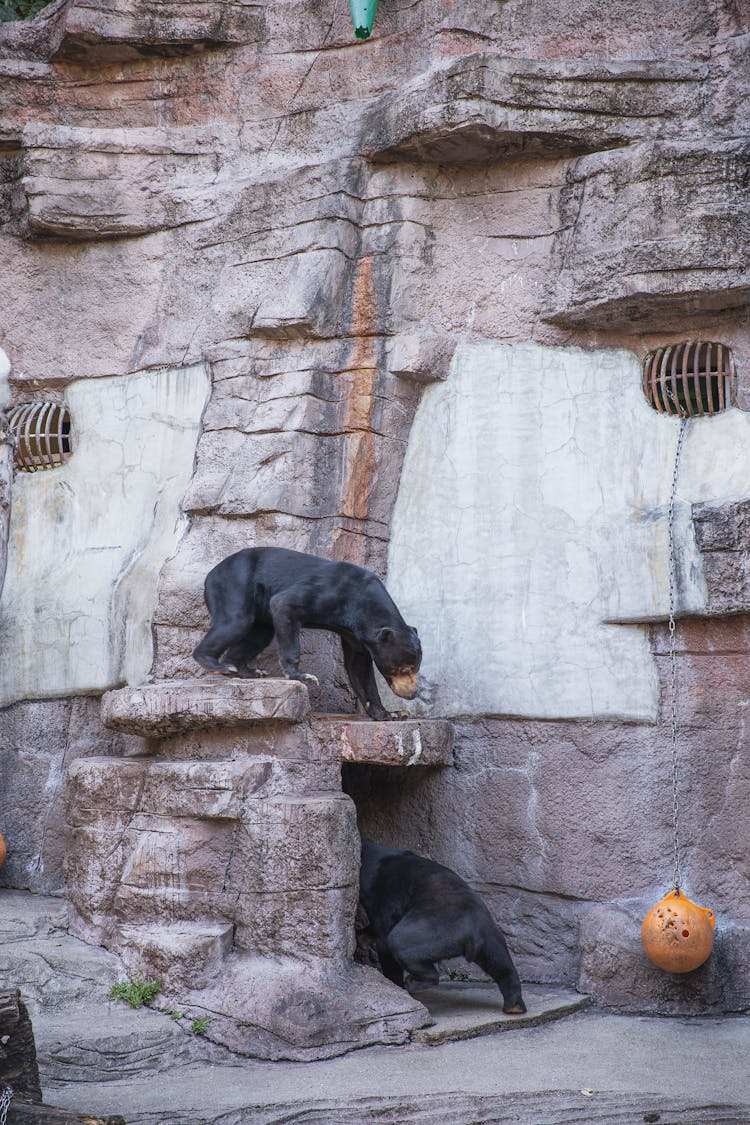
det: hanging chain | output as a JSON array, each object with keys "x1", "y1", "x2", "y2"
[
  {"x1": 667, "y1": 416, "x2": 689, "y2": 893},
  {"x1": 0, "y1": 1084, "x2": 13, "y2": 1125}
]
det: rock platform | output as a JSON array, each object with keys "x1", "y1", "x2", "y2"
[{"x1": 62, "y1": 679, "x2": 453, "y2": 1061}]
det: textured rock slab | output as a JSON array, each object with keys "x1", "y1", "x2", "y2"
[
  {"x1": 411, "y1": 982, "x2": 588, "y2": 1045},
  {"x1": 545, "y1": 140, "x2": 750, "y2": 327},
  {"x1": 0, "y1": 891, "x2": 118, "y2": 1016},
  {"x1": 578, "y1": 900, "x2": 750, "y2": 1015},
  {"x1": 693, "y1": 499, "x2": 750, "y2": 615},
  {"x1": 313, "y1": 717, "x2": 453, "y2": 767},
  {"x1": 153, "y1": 954, "x2": 431, "y2": 1062},
  {"x1": 363, "y1": 54, "x2": 703, "y2": 163},
  {"x1": 0, "y1": 0, "x2": 261, "y2": 63},
  {"x1": 67, "y1": 770, "x2": 359, "y2": 965},
  {"x1": 57, "y1": 0, "x2": 260, "y2": 61},
  {"x1": 35, "y1": 1006, "x2": 234, "y2": 1087},
  {"x1": 386, "y1": 333, "x2": 455, "y2": 384},
  {"x1": 101, "y1": 678, "x2": 310, "y2": 736},
  {"x1": 118, "y1": 923, "x2": 234, "y2": 990},
  {"x1": 20, "y1": 124, "x2": 220, "y2": 239},
  {"x1": 176, "y1": 1093, "x2": 750, "y2": 1125}
]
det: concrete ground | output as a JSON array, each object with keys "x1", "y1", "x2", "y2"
[{"x1": 44, "y1": 1007, "x2": 750, "y2": 1124}]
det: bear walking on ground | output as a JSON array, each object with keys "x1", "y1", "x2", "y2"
[{"x1": 359, "y1": 838, "x2": 526, "y2": 1014}]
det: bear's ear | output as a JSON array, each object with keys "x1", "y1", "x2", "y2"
[{"x1": 376, "y1": 627, "x2": 395, "y2": 645}]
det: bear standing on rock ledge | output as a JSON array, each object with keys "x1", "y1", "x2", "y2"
[{"x1": 193, "y1": 546, "x2": 422, "y2": 721}]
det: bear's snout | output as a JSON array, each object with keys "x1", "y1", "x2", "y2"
[{"x1": 387, "y1": 671, "x2": 419, "y2": 699}]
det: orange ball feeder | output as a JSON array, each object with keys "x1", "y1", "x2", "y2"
[{"x1": 641, "y1": 889, "x2": 715, "y2": 973}]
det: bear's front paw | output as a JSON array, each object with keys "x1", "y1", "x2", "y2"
[{"x1": 285, "y1": 672, "x2": 319, "y2": 686}]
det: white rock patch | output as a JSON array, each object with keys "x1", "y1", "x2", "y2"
[
  {"x1": 387, "y1": 341, "x2": 750, "y2": 721},
  {"x1": 0, "y1": 363, "x2": 210, "y2": 706}
]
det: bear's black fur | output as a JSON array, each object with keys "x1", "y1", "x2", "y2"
[
  {"x1": 359, "y1": 838, "x2": 526, "y2": 1014},
  {"x1": 193, "y1": 547, "x2": 421, "y2": 721}
]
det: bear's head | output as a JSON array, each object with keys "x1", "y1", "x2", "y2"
[{"x1": 369, "y1": 625, "x2": 422, "y2": 699}]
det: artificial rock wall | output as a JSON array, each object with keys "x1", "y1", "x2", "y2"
[{"x1": 1, "y1": 0, "x2": 750, "y2": 1014}]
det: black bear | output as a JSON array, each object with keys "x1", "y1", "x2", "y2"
[
  {"x1": 359, "y1": 839, "x2": 526, "y2": 1014},
  {"x1": 193, "y1": 547, "x2": 422, "y2": 721}
]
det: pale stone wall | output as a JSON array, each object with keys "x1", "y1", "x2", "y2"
[
  {"x1": 0, "y1": 362, "x2": 210, "y2": 706},
  {"x1": 387, "y1": 341, "x2": 750, "y2": 720}
]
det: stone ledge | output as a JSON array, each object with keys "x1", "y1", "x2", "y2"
[
  {"x1": 152, "y1": 954, "x2": 431, "y2": 1062},
  {"x1": 19, "y1": 123, "x2": 221, "y2": 240},
  {"x1": 412, "y1": 982, "x2": 589, "y2": 1045},
  {"x1": 362, "y1": 54, "x2": 703, "y2": 165},
  {"x1": 101, "y1": 678, "x2": 310, "y2": 737},
  {"x1": 312, "y1": 716, "x2": 453, "y2": 767},
  {"x1": 543, "y1": 140, "x2": 750, "y2": 328}
]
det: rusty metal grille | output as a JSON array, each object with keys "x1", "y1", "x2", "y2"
[
  {"x1": 6, "y1": 402, "x2": 72, "y2": 472},
  {"x1": 642, "y1": 342, "x2": 734, "y2": 418}
]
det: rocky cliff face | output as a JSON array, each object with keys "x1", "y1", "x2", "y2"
[{"x1": 1, "y1": 0, "x2": 750, "y2": 1014}]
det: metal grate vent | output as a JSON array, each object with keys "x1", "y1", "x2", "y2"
[
  {"x1": 642, "y1": 341, "x2": 735, "y2": 418},
  {"x1": 6, "y1": 402, "x2": 72, "y2": 472}
]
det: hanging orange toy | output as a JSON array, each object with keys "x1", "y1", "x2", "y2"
[{"x1": 641, "y1": 889, "x2": 715, "y2": 973}]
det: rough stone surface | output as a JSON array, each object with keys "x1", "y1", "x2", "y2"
[
  {"x1": 0, "y1": 0, "x2": 260, "y2": 63},
  {"x1": 313, "y1": 716, "x2": 453, "y2": 767},
  {"x1": 363, "y1": 55, "x2": 703, "y2": 164},
  {"x1": 63, "y1": 683, "x2": 437, "y2": 1059},
  {"x1": 0, "y1": 888, "x2": 243, "y2": 1088},
  {"x1": 693, "y1": 499, "x2": 750, "y2": 614},
  {"x1": 545, "y1": 141, "x2": 750, "y2": 328},
  {"x1": 101, "y1": 677, "x2": 310, "y2": 736},
  {"x1": 20, "y1": 124, "x2": 222, "y2": 238},
  {"x1": 385, "y1": 333, "x2": 455, "y2": 385},
  {"x1": 578, "y1": 900, "x2": 750, "y2": 1016},
  {"x1": 0, "y1": 697, "x2": 142, "y2": 894}
]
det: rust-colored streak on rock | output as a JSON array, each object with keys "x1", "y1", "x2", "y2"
[{"x1": 337, "y1": 255, "x2": 379, "y2": 564}]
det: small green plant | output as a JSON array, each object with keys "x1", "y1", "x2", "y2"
[
  {"x1": 168, "y1": 1010, "x2": 185, "y2": 1021},
  {"x1": 109, "y1": 970, "x2": 162, "y2": 1009},
  {"x1": 0, "y1": 0, "x2": 53, "y2": 22},
  {"x1": 190, "y1": 1015, "x2": 212, "y2": 1036}
]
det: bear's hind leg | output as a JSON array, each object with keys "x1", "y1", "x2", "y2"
[
  {"x1": 476, "y1": 929, "x2": 526, "y2": 1014},
  {"x1": 223, "y1": 623, "x2": 275, "y2": 677}
]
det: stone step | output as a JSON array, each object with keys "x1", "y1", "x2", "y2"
[
  {"x1": 312, "y1": 715, "x2": 453, "y2": 767},
  {"x1": 101, "y1": 677, "x2": 310, "y2": 737},
  {"x1": 412, "y1": 981, "x2": 590, "y2": 1045},
  {"x1": 35, "y1": 1005, "x2": 236, "y2": 1088},
  {"x1": 117, "y1": 922, "x2": 234, "y2": 989}
]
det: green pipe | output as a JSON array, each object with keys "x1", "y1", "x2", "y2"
[{"x1": 349, "y1": 0, "x2": 377, "y2": 39}]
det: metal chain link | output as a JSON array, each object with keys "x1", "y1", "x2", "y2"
[
  {"x1": 667, "y1": 416, "x2": 689, "y2": 892},
  {"x1": 0, "y1": 1083, "x2": 14, "y2": 1125}
]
